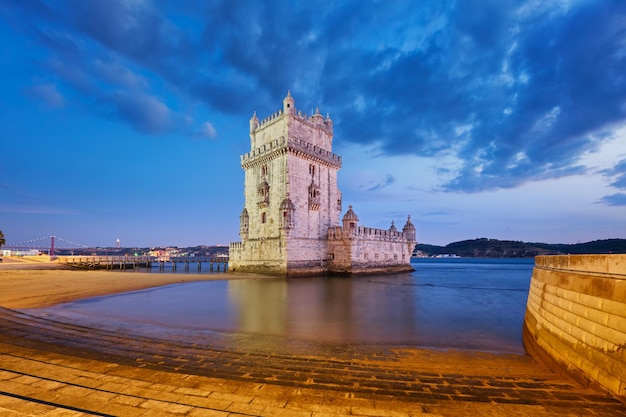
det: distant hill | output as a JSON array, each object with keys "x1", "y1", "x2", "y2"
[{"x1": 413, "y1": 238, "x2": 626, "y2": 258}]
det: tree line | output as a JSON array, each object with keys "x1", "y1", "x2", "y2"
[{"x1": 415, "y1": 238, "x2": 626, "y2": 258}]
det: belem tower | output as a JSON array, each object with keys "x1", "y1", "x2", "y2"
[{"x1": 228, "y1": 92, "x2": 416, "y2": 277}]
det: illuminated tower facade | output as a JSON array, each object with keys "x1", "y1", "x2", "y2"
[{"x1": 229, "y1": 92, "x2": 416, "y2": 276}]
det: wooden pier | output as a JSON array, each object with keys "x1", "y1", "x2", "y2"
[{"x1": 58, "y1": 256, "x2": 229, "y2": 272}]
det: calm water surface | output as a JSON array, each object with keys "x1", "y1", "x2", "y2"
[{"x1": 29, "y1": 258, "x2": 534, "y2": 353}]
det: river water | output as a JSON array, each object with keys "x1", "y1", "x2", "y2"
[{"x1": 28, "y1": 258, "x2": 534, "y2": 353}]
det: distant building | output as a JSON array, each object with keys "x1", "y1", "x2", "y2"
[
  {"x1": 3, "y1": 249, "x2": 40, "y2": 257},
  {"x1": 229, "y1": 92, "x2": 416, "y2": 277}
]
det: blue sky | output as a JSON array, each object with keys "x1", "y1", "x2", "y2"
[{"x1": 1, "y1": 0, "x2": 625, "y2": 249}]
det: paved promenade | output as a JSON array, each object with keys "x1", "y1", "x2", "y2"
[{"x1": 0, "y1": 307, "x2": 623, "y2": 416}]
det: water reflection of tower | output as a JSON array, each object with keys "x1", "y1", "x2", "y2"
[
  {"x1": 287, "y1": 277, "x2": 419, "y2": 344},
  {"x1": 226, "y1": 275, "x2": 419, "y2": 344},
  {"x1": 287, "y1": 278, "x2": 356, "y2": 342},
  {"x1": 227, "y1": 280, "x2": 288, "y2": 335}
]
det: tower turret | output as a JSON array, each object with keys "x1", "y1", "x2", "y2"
[
  {"x1": 312, "y1": 107, "x2": 324, "y2": 125},
  {"x1": 342, "y1": 205, "x2": 359, "y2": 234},
  {"x1": 402, "y1": 215, "x2": 416, "y2": 241},
  {"x1": 249, "y1": 111, "x2": 259, "y2": 133},
  {"x1": 283, "y1": 90, "x2": 295, "y2": 114}
]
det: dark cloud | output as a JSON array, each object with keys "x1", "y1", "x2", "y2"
[
  {"x1": 327, "y1": 1, "x2": 626, "y2": 194},
  {"x1": 366, "y1": 174, "x2": 395, "y2": 192},
  {"x1": 602, "y1": 158, "x2": 626, "y2": 189},
  {"x1": 3, "y1": 0, "x2": 626, "y2": 192},
  {"x1": 601, "y1": 193, "x2": 626, "y2": 206}
]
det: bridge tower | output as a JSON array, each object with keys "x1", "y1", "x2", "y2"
[{"x1": 50, "y1": 235, "x2": 55, "y2": 257}]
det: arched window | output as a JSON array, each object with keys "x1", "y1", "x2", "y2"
[
  {"x1": 261, "y1": 212, "x2": 267, "y2": 224},
  {"x1": 258, "y1": 180, "x2": 270, "y2": 207},
  {"x1": 308, "y1": 181, "x2": 321, "y2": 210}
]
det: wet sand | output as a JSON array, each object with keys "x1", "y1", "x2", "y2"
[{"x1": 0, "y1": 260, "x2": 254, "y2": 309}]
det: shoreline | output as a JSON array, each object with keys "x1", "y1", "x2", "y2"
[{"x1": 0, "y1": 263, "x2": 259, "y2": 309}]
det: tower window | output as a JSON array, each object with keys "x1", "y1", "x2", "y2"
[
  {"x1": 261, "y1": 212, "x2": 267, "y2": 223},
  {"x1": 258, "y1": 180, "x2": 270, "y2": 207},
  {"x1": 308, "y1": 181, "x2": 321, "y2": 210},
  {"x1": 309, "y1": 164, "x2": 316, "y2": 176},
  {"x1": 261, "y1": 164, "x2": 268, "y2": 176},
  {"x1": 280, "y1": 198, "x2": 295, "y2": 228}
]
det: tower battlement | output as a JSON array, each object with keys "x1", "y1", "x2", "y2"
[
  {"x1": 251, "y1": 107, "x2": 333, "y2": 135},
  {"x1": 240, "y1": 136, "x2": 341, "y2": 169}
]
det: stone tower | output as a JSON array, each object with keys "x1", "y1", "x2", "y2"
[
  {"x1": 229, "y1": 92, "x2": 342, "y2": 276},
  {"x1": 229, "y1": 92, "x2": 416, "y2": 277}
]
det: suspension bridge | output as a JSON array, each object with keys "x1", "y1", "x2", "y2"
[
  {"x1": 2, "y1": 236, "x2": 229, "y2": 272},
  {"x1": 2, "y1": 235, "x2": 88, "y2": 256}
]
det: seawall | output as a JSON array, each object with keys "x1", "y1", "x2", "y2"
[{"x1": 523, "y1": 254, "x2": 626, "y2": 398}]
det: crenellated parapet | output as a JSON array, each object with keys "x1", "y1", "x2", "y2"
[
  {"x1": 327, "y1": 225, "x2": 412, "y2": 242},
  {"x1": 329, "y1": 205, "x2": 416, "y2": 243},
  {"x1": 250, "y1": 95, "x2": 333, "y2": 136},
  {"x1": 288, "y1": 137, "x2": 341, "y2": 168},
  {"x1": 241, "y1": 136, "x2": 341, "y2": 169},
  {"x1": 229, "y1": 241, "x2": 243, "y2": 251},
  {"x1": 250, "y1": 107, "x2": 333, "y2": 134}
]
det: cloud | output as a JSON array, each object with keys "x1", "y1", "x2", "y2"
[
  {"x1": 107, "y1": 91, "x2": 173, "y2": 135},
  {"x1": 366, "y1": 174, "x2": 395, "y2": 192},
  {"x1": 196, "y1": 122, "x2": 217, "y2": 139},
  {"x1": 23, "y1": 83, "x2": 65, "y2": 108},
  {"x1": 600, "y1": 193, "x2": 626, "y2": 206},
  {"x1": 598, "y1": 158, "x2": 626, "y2": 205},
  {"x1": 603, "y1": 159, "x2": 626, "y2": 189},
  {"x1": 4, "y1": 0, "x2": 626, "y2": 191}
]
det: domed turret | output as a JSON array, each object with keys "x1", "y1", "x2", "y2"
[
  {"x1": 342, "y1": 205, "x2": 359, "y2": 233},
  {"x1": 342, "y1": 205, "x2": 359, "y2": 222},
  {"x1": 389, "y1": 220, "x2": 398, "y2": 232}
]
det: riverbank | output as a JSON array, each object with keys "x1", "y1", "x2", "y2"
[
  {"x1": 0, "y1": 262, "x2": 255, "y2": 308},
  {"x1": 1, "y1": 260, "x2": 623, "y2": 415}
]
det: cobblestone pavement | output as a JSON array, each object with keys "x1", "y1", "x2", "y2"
[{"x1": 0, "y1": 307, "x2": 623, "y2": 416}]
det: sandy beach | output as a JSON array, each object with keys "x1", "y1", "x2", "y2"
[{"x1": 0, "y1": 259, "x2": 252, "y2": 309}]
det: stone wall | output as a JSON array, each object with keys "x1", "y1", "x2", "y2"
[
  {"x1": 523, "y1": 255, "x2": 626, "y2": 398},
  {"x1": 229, "y1": 238, "x2": 286, "y2": 275},
  {"x1": 327, "y1": 226, "x2": 414, "y2": 276}
]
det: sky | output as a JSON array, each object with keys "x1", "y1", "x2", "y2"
[{"x1": 1, "y1": 0, "x2": 625, "y2": 249}]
